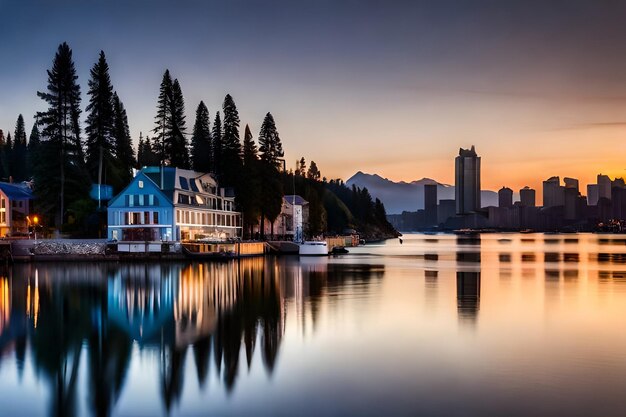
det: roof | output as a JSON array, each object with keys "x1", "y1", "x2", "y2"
[
  {"x1": 283, "y1": 195, "x2": 308, "y2": 205},
  {"x1": 0, "y1": 182, "x2": 33, "y2": 200}
]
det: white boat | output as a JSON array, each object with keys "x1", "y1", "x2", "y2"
[{"x1": 298, "y1": 241, "x2": 329, "y2": 256}]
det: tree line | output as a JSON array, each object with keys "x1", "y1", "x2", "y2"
[{"x1": 6, "y1": 41, "x2": 396, "y2": 239}]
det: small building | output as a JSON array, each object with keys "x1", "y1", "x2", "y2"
[
  {"x1": 254, "y1": 195, "x2": 309, "y2": 239},
  {"x1": 0, "y1": 182, "x2": 34, "y2": 237},
  {"x1": 107, "y1": 167, "x2": 242, "y2": 242}
]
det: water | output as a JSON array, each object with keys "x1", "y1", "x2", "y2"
[{"x1": 1, "y1": 233, "x2": 626, "y2": 416}]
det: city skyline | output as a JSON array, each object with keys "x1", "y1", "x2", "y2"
[{"x1": 2, "y1": 1, "x2": 626, "y2": 192}]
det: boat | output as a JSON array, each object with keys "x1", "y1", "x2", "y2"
[
  {"x1": 299, "y1": 241, "x2": 329, "y2": 256},
  {"x1": 331, "y1": 246, "x2": 349, "y2": 254}
]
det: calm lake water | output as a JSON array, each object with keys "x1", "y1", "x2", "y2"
[{"x1": 2, "y1": 233, "x2": 626, "y2": 416}]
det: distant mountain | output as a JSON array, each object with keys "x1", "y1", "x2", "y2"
[{"x1": 346, "y1": 171, "x2": 498, "y2": 214}]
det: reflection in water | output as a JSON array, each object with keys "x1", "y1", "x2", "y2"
[
  {"x1": 457, "y1": 272, "x2": 481, "y2": 323},
  {"x1": 0, "y1": 259, "x2": 383, "y2": 417},
  {"x1": 2, "y1": 234, "x2": 626, "y2": 416}
]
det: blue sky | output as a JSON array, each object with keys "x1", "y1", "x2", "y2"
[{"x1": 2, "y1": 0, "x2": 626, "y2": 191}]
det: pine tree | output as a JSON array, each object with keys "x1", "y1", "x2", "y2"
[
  {"x1": 85, "y1": 51, "x2": 115, "y2": 187},
  {"x1": 5, "y1": 133, "x2": 13, "y2": 180},
  {"x1": 297, "y1": 157, "x2": 306, "y2": 176},
  {"x1": 240, "y1": 124, "x2": 260, "y2": 237},
  {"x1": 0, "y1": 130, "x2": 7, "y2": 180},
  {"x1": 169, "y1": 79, "x2": 189, "y2": 168},
  {"x1": 27, "y1": 124, "x2": 40, "y2": 180},
  {"x1": 220, "y1": 94, "x2": 242, "y2": 186},
  {"x1": 35, "y1": 42, "x2": 91, "y2": 228},
  {"x1": 258, "y1": 112, "x2": 284, "y2": 168},
  {"x1": 191, "y1": 101, "x2": 212, "y2": 173},
  {"x1": 257, "y1": 113, "x2": 284, "y2": 238},
  {"x1": 212, "y1": 111, "x2": 222, "y2": 176},
  {"x1": 307, "y1": 161, "x2": 321, "y2": 181},
  {"x1": 153, "y1": 69, "x2": 173, "y2": 165},
  {"x1": 12, "y1": 114, "x2": 28, "y2": 181},
  {"x1": 144, "y1": 136, "x2": 159, "y2": 166},
  {"x1": 112, "y1": 92, "x2": 136, "y2": 189}
]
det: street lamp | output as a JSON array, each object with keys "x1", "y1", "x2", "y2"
[{"x1": 33, "y1": 215, "x2": 39, "y2": 242}]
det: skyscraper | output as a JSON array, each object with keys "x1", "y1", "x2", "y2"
[
  {"x1": 542, "y1": 176, "x2": 564, "y2": 208},
  {"x1": 598, "y1": 174, "x2": 612, "y2": 201},
  {"x1": 498, "y1": 187, "x2": 513, "y2": 208},
  {"x1": 455, "y1": 146, "x2": 481, "y2": 215},
  {"x1": 424, "y1": 183, "x2": 437, "y2": 226},
  {"x1": 520, "y1": 186, "x2": 536, "y2": 207}
]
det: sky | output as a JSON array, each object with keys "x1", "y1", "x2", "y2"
[{"x1": 1, "y1": 0, "x2": 626, "y2": 195}]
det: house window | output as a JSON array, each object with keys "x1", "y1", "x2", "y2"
[
  {"x1": 1, "y1": 198, "x2": 5, "y2": 209},
  {"x1": 1, "y1": 212, "x2": 5, "y2": 224},
  {"x1": 176, "y1": 210, "x2": 181, "y2": 223},
  {"x1": 138, "y1": 180, "x2": 144, "y2": 189},
  {"x1": 144, "y1": 212, "x2": 150, "y2": 225},
  {"x1": 148, "y1": 194, "x2": 154, "y2": 205},
  {"x1": 153, "y1": 212, "x2": 159, "y2": 224},
  {"x1": 139, "y1": 195, "x2": 144, "y2": 206},
  {"x1": 128, "y1": 195, "x2": 134, "y2": 207}
]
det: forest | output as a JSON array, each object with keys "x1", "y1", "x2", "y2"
[{"x1": 1, "y1": 42, "x2": 397, "y2": 240}]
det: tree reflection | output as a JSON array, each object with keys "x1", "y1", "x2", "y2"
[{"x1": 0, "y1": 257, "x2": 384, "y2": 416}]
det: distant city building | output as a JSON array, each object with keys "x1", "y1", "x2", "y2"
[
  {"x1": 587, "y1": 184, "x2": 599, "y2": 206},
  {"x1": 424, "y1": 184, "x2": 437, "y2": 226},
  {"x1": 498, "y1": 187, "x2": 513, "y2": 208},
  {"x1": 598, "y1": 174, "x2": 612, "y2": 200},
  {"x1": 520, "y1": 186, "x2": 536, "y2": 207},
  {"x1": 564, "y1": 177, "x2": 579, "y2": 192},
  {"x1": 564, "y1": 187, "x2": 579, "y2": 220},
  {"x1": 455, "y1": 146, "x2": 481, "y2": 214},
  {"x1": 543, "y1": 176, "x2": 564, "y2": 208},
  {"x1": 438, "y1": 199, "x2": 456, "y2": 225},
  {"x1": 613, "y1": 178, "x2": 626, "y2": 189}
]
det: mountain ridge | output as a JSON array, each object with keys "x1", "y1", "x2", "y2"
[{"x1": 346, "y1": 171, "x2": 497, "y2": 214}]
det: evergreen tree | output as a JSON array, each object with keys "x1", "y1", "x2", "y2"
[
  {"x1": 297, "y1": 157, "x2": 306, "y2": 176},
  {"x1": 85, "y1": 51, "x2": 115, "y2": 187},
  {"x1": 112, "y1": 92, "x2": 136, "y2": 188},
  {"x1": 257, "y1": 112, "x2": 285, "y2": 238},
  {"x1": 239, "y1": 124, "x2": 260, "y2": 237},
  {"x1": 212, "y1": 111, "x2": 222, "y2": 175},
  {"x1": 35, "y1": 42, "x2": 91, "y2": 228},
  {"x1": 307, "y1": 160, "x2": 320, "y2": 181},
  {"x1": 153, "y1": 69, "x2": 173, "y2": 165},
  {"x1": 169, "y1": 79, "x2": 189, "y2": 168},
  {"x1": 5, "y1": 132, "x2": 13, "y2": 180},
  {"x1": 27, "y1": 123, "x2": 40, "y2": 180},
  {"x1": 144, "y1": 136, "x2": 159, "y2": 166},
  {"x1": 258, "y1": 112, "x2": 284, "y2": 168},
  {"x1": 191, "y1": 101, "x2": 212, "y2": 173},
  {"x1": 12, "y1": 115, "x2": 28, "y2": 181},
  {"x1": 0, "y1": 130, "x2": 7, "y2": 180},
  {"x1": 220, "y1": 94, "x2": 242, "y2": 186},
  {"x1": 137, "y1": 132, "x2": 145, "y2": 168}
]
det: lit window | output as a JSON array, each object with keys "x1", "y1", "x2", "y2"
[{"x1": 138, "y1": 180, "x2": 144, "y2": 189}]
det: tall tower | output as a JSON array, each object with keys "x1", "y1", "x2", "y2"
[
  {"x1": 424, "y1": 183, "x2": 438, "y2": 226},
  {"x1": 455, "y1": 146, "x2": 481, "y2": 214}
]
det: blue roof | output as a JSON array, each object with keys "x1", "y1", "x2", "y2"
[
  {"x1": 0, "y1": 182, "x2": 33, "y2": 200},
  {"x1": 284, "y1": 195, "x2": 308, "y2": 205}
]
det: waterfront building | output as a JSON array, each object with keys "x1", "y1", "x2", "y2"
[
  {"x1": 598, "y1": 174, "x2": 612, "y2": 200},
  {"x1": 520, "y1": 186, "x2": 536, "y2": 207},
  {"x1": 498, "y1": 187, "x2": 513, "y2": 208},
  {"x1": 542, "y1": 176, "x2": 564, "y2": 208},
  {"x1": 455, "y1": 146, "x2": 481, "y2": 214},
  {"x1": 587, "y1": 184, "x2": 599, "y2": 206},
  {"x1": 424, "y1": 184, "x2": 438, "y2": 226},
  {"x1": 564, "y1": 187, "x2": 579, "y2": 220},
  {"x1": 107, "y1": 167, "x2": 242, "y2": 242},
  {"x1": 0, "y1": 182, "x2": 34, "y2": 237}
]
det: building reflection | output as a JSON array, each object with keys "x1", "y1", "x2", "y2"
[
  {"x1": 0, "y1": 258, "x2": 385, "y2": 417},
  {"x1": 456, "y1": 235, "x2": 481, "y2": 325}
]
